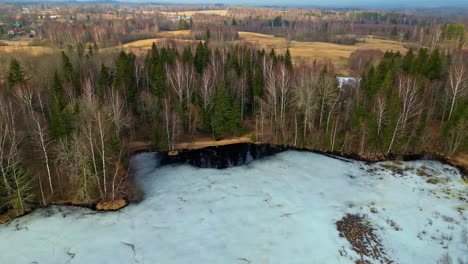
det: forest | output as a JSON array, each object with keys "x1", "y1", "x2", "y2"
[
  {"x1": 1, "y1": 40, "x2": 466, "y2": 218},
  {"x1": 0, "y1": 3, "x2": 466, "y2": 221}
]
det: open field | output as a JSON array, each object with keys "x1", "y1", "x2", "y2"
[
  {"x1": 237, "y1": 32, "x2": 410, "y2": 74},
  {"x1": 0, "y1": 32, "x2": 415, "y2": 74},
  {"x1": 161, "y1": 10, "x2": 228, "y2": 16},
  {"x1": 117, "y1": 31, "x2": 410, "y2": 74},
  {"x1": 0, "y1": 39, "x2": 56, "y2": 55}
]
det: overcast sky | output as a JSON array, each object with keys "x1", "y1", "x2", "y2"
[{"x1": 142, "y1": 0, "x2": 467, "y2": 8}]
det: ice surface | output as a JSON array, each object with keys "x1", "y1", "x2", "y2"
[{"x1": 0, "y1": 151, "x2": 466, "y2": 264}]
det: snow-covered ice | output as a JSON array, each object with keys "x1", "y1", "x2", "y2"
[{"x1": 0, "y1": 151, "x2": 466, "y2": 264}]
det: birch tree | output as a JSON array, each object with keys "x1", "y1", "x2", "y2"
[{"x1": 447, "y1": 61, "x2": 467, "y2": 121}]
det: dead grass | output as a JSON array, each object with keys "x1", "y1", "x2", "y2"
[
  {"x1": 96, "y1": 199, "x2": 127, "y2": 211},
  {"x1": 448, "y1": 152, "x2": 468, "y2": 170},
  {"x1": 176, "y1": 136, "x2": 253, "y2": 150},
  {"x1": 237, "y1": 32, "x2": 408, "y2": 75},
  {"x1": 115, "y1": 30, "x2": 194, "y2": 53},
  {"x1": 161, "y1": 10, "x2": 228, "y2": 16},
  {"x1": 0, "y1": 38, "x2": 56, "y2": 56},
  {"x1": 2, "y1": 31, "x2": 408, "y2": 75},
  {"x1": 120, "y1": 32, "x2": 408, "y2": 74},
  {"x1": 129, "y1": 135, "x2": 253, "y2": 154}
]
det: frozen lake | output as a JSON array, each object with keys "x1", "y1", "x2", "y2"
[{"x1": 0, "y1": 151, "x2": 466, "y2": 264}]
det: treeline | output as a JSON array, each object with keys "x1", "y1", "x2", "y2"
[{"x1": 1, "y1": 42, "x2": 466, "y2": 217}]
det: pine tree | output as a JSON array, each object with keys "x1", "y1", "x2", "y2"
[{"x1": 7, "y1": 58, "x2": 26, "y2": 87}]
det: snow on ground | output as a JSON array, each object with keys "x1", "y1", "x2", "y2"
[{"x1": 0, "y1": 151, "x2": 466, "y2": 264}]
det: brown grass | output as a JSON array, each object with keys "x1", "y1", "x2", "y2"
[
  {"x1": 161, "y1": 10, "x2": 228, "y2": 17},
  {"x1": 2, "y1": 31, "x2": 408, "y2": 75},
  {"x1": 96, "y1": 199, "x2": 127, "y2": 211},
  {"x1": 237, "y1": 32, "x2": 408, "y2": 74},
  {"x1": 119, "y1": 31, "x2": 408, "y2": 74},
  {"x1": 129, "y1": 135, "x2": 253, "y2": 153},
  {"x1": 0, "y1": 39, "x2": 56, "y2": 56},
  {"x1": 448, "y1": 152, "x2": 468, "y2": 170}
]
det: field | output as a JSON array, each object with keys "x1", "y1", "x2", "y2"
[
  {"x1": 118, "y1": 31, "x2": 409, "y2": 74},
  {"x1": 161, "y1": 10, "x2": 228, "y2": 17},
  {"x1": 1, "y1": 31, "x2": 410, "y2": 74},
  {"x1": 237, "y1": 32, "x2": 409, "y2": 74},
  {"x1": 0, "y1": 39, "x2": 56, "y2": 55}
]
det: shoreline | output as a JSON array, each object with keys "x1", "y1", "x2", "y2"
[
  {"x1": 1, "y1": 142, "x2": 466, "y2": 225},
  {"x1": 131, "y1": 140, "x2": 467, "y2": 174}
]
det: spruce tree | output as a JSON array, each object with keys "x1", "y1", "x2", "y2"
[
  {"x1": 284, "y1": 48, "x2": 293, "y2": 71},
  {"x1": 61, "y1": 51, "x2": 80, "y2": 95},
  {"x1": 182, "y1": 46, "x2": 193, "y2": 63},
  {"x1": 402, "y1": 49, "x2": 414, "y2": 73},
  {"x1": 7, "y1": 58, "x2": 26, "y2": 87},
  {"x1": 427, "y1": 49, "x2": 442, "y2": 80},
  {"x1": 195, "y1": 41, "x2": 209, "y2": 74},
  {"x1": 113, "y1": 51, "x2": 137, "y2": 105},
  {"x1": 212, "y1": 83, "x2": 242, "y2": 139},
  {"x1": 253, "y1": 62, "x2": 264, "y2": 97},
  {"x1": 50, "y1": 72, "x2": 69, "y2": 139},
  {"x1": 97, "y1": 64, "x2": 111, "y2": 101},
  {"x1": 150, "y1": 63, "x2": 165, "y2": 98}
]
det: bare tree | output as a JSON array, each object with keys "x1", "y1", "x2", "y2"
[
  {"x1": 277, "y1": 63, "x2": 292, "y2": 131},
  {"x1": 375, "y1": 95, "x2": 387, "y2": 135},
  {"x1": 14, "y1": 86, "x2": 54, "y2": 196},
  {"x1": 200, "y1": 66, "x2": 215, "y2": 112},
  {"x1": 447, "y1": 61, "x2": 467, "y2": 121},
  {"x1": 294, "y1": 66, "x2": 319, "y2": 139},
  {"x1": 0, "y1": 96, "x2": 34, "y2": 214},
  {"x1": 397, "y1": 74, "x2": 423, "y2": 132}
]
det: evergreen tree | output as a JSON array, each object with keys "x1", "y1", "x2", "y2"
[
  {"x1": 253, "y1": 62, "x2": 264, "y2": 97},
  {"x1": 178, "y1": 19, "x2": 189, "y2": 30},
  {"x1": 150, "y1": 63, "x2": 165, "y2": 98},
  {"x1": 181, "y1": 46, "x2": 193, "y2": 63},
  {"x1": 113, "y1": 51, "x2": 137, "y2": 105},
  {"x1": 61, "y1": 51, "x2": 80, "y2": 95},
  {"x1": 212, "y1": 83, "x2": 242, "y2": 139},
  {"x1": 50, "y1": 72, "x2": 69, "y2": 139},
  {"x1": 269, "y1": 48, "x2": 277, "y2": 65},
  {"x1": 402, "y1": 49, "x2": 414, "y2": 73},
  {"x1": 412, "y1": 48, "x2": 428, "y2": 75},
  {"x1": 426, "y1": 49, "x2": 442, "y2": 80},
  {"x1": 97, "y1": 64, "x2": 111, "y2": 101},
  {"x1": 284, "y1": 48, "x2": 293, "y2": 71},
  {"x1": 7, "y1": 58, "x2": 26, "y2": 87},
  {"x1": 195, "y1": 42, "x2": 209, "y2": 74}
]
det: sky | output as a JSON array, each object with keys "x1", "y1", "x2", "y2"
[{"x1": 139, "y1": 0, "x2": 468, "y2": 8}]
